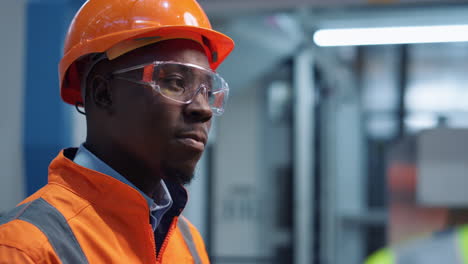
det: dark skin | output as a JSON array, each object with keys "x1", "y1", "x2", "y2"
[{"x1": 83, "y1": 39, "x2": 213, "y2": 199}]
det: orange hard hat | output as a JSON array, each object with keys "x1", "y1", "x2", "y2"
[{"x1": 59, "y1": 0, "x2": 235, "y2": 105}]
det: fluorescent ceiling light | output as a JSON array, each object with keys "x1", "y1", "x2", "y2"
[{"x1": 314, "y1": 25, "x2": 468, "y2": 46}]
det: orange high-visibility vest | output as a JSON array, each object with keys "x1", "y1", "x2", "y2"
[{"x1": 0, "y1": 149, "x2": 209, "y2": 263}]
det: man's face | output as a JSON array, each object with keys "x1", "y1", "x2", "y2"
[{"x1": 104, "y1": 40, "x2": 213, "y2": 184}]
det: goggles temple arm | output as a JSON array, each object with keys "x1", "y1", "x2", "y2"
[{"x1": 142, "y1": 64, "x2": 155, "y2": 82}]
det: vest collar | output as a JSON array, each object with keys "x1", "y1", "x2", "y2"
[{"x1": 48, "y1": 148, "x2": 188, "y2": 217}]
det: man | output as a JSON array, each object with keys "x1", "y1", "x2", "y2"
[
  {"x1": 366, "y1": 128, "x2": 468, "y2": 264},
  {"x1": 366, "y1": 210, "x2": 468, "y2": 264},
  {"x1": 0, "y1": 0, "x2": 234, "y2": 263}
]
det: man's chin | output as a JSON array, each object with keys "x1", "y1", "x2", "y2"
[{"x1": 161, "y1": 165, "x2": 195, "y2": 185}]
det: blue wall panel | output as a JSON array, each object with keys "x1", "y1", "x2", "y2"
[{"x1": 24, "y1": 0, "x2": 78, "y2": 195}]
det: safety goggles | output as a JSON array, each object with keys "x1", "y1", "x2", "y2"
[{"x1": 111, "y1": 61, "x2": 229, "y2": 116}]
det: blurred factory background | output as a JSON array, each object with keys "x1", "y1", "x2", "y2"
[{"x1": 3, "y1": 0, "x2": 468, "y2": 263}]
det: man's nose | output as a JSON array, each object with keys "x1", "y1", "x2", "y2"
[{"x1": 184, "y1": 86, "x2": 213, "y2": 122}]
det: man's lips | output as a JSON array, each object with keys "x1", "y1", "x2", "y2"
[{"x1": 175, "y1": 132, "x2": 207, "y2": 151}]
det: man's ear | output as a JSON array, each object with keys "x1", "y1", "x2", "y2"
[{"x1": 89, "y1": 75, "x2": 114, "y2": 112}]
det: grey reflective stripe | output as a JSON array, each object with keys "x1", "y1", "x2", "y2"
[
  {"x1": 178, "y1": 216, "x2": 202, "y2": 264},
  {"x1": 395, "y1": 229, "x2": 462, "y2": 264},
  {"x1": 0, "y1": 202, "x2": 31, "y2": 226},
  {"x1": 0, "y1": 198, "x2": 89, "y2": 264}
]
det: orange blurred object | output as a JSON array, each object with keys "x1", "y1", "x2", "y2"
[
  {"x1": 388, "y1": 163, "x2": 417, "y2": 194},
  {"x1": 387, "y1": 160, "x2": 447, "y2": 243},
  {"x1": 59, "y1": 0, "x2": 235, "y2": 105}
]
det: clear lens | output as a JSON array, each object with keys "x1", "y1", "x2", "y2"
[
  {"x1": 112, "y1": 61, "x2": 229, "y2": 115},
  {"x1": 209, "y1": 89, "x2": 228, "y2": 115}
]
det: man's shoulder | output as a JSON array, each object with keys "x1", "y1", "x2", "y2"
[
  {"x1": 0, "y1": 200, "x2": 59, "y2": 263},
  {"x1": 0, "y1": 212, "x2": 50, "y2": 246},
  {"x1": 0, "y1": 189, "x2": 92, "y2": 263},
  {"x1": 0, "y1": 180, "x2": 87, "y2": 244},
  {"x1": 0, "y1": 197, "x2": 66, "y2": 240}
]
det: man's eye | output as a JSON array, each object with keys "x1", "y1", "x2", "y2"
[{"x1": 163, "y1": 76, "x2": 186, "y2": 91}]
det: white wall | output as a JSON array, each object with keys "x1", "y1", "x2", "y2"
[
  {"x1": 0, "y1": 0, "x2": 26, "y2": 211},
  {"x1": 212, "y1": 82, "x2": 265, "y2": 260}
]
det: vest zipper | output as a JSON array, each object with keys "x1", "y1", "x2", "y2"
[
  {"x1": 147, "y1": 224, "x2": 157, "y2": 263},
  {"x1": 156, "y1": 216, "x2": 179, "y2": 264}
]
